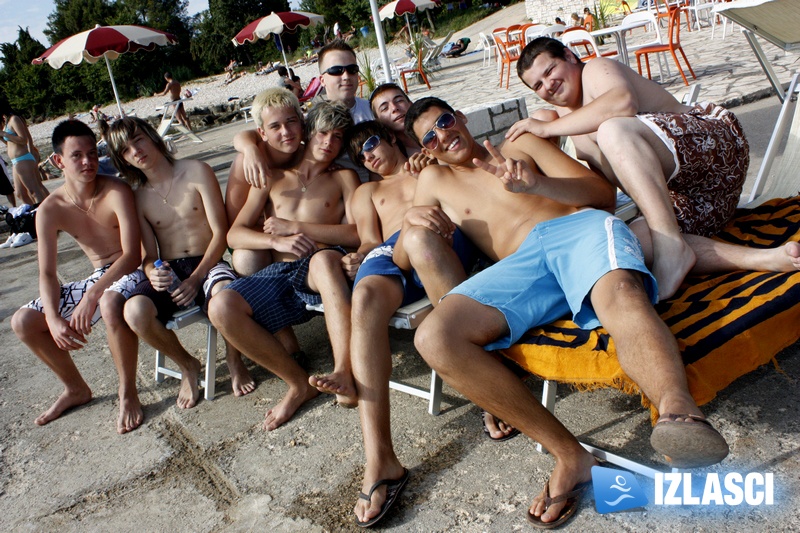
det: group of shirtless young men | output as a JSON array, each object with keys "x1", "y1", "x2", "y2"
[{"x1": 13, "y1": 39, "x2": 800, "y2": 529}]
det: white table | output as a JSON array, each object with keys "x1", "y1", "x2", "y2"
[{"x1": 591, "y1": 19, "x2": 652, "y2": 65}]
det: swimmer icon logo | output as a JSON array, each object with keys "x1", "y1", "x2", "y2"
[{"x1": 592, "y1": 465, "x2": 649, "y2": 514}]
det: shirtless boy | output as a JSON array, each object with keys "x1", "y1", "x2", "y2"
[
  {"x1": 401, "y1": 97, "x2": 730, "y2": 528},
  {"x1": 509, "y1": 37, "x2": 750, "y2": 300},
  {"x1": 106, "y1": 117, "x2": 246, "y2": 405},
  {"x1": 11, "y1": 120, "x2": 145, "y2": 434},
  {"x1": 154, "y1": 72, "x2": 192, "y2": 131},
  {"x1": 209, "y1": 101, "x2": 360, "y2": 430},
  {"x1": 344, "y1": 121, "x2": 479, "y2": 527}
]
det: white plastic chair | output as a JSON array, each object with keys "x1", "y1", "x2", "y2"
[
  {"x1": 524, "y1": 24, "x2": 547, "y2": 43},
  {"x1": 478, "y1": 32, "x2": 497, "y2": 67},
  {"x1": 541, "y1": 23, "x2": 567, "y2": 38},
  {"x1": 561, "y1": 29, "x2": 617, "y2": 61}
]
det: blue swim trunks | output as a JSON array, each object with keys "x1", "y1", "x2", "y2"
[
  {"x1": 447, "y1": 209, "x2": 657, "y2": 351},
  {"x1": 354, "y1": 228, "x2": 480, "y2": 306},
  {"x1": 226, "y1": 246, "x2": 347, "y2": 333}
]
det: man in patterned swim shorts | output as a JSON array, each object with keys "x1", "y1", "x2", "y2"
[
  {"x1": 509, "y1": 37, "x2": 750, "y2": 301},
  {"x1": 11, "y1": 120, "x2": 146, "y2": 435}
]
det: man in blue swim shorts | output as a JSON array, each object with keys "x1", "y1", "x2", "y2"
[
  {"x1": 399, "y1": 98, "x2": 730, "y2": 529},
  {"x1": 209, "y1": 101, "x2": 361, "y2": 431},
  {"x1": 11, "y1": 120, "x2": 145, "y2": 435}
]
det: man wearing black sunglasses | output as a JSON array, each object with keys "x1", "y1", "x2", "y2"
[
  {"x1": 397, "y1": 97, "x2": 729, "y2": 528},
  {"x1": 319, "y1": 41, "x2": 374, "y2": 124}
]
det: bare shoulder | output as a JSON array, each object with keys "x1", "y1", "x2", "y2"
[
  {"x1": 332, "y1": 167, "x2": 359, "y2": 187},
  {"x1": 175, "y1": 158, "x2": 216, "y2": 184}
]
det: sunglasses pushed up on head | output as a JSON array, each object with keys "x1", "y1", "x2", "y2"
[
  {"x1": 323, "y1": 64, "x2": 360, "y2": 76},
  {"x1": 421, "y1": 112, "x2": 457, "y2": 150}
]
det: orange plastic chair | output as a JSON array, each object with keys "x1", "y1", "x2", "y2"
[
  {"x1": 583, "y1": 12, "x2": 596, "y2": 32},
  {"x1": 398, "y1": 51, "x2": 431, "y2": 94},
  {"x1": 492, "y1": 27, "x2": 507, "y2": 43},
  {"x1": 655, "y1": 0, "x2": 692, "y2": 32},
  {"x1": 493, "y1": 35, "x2": 521, "y2": 89},
  {"x1": 635, "y1": 7, "x2": 696, "y2": 85},
  {"x1": 622, "y1": 1, "x2": 633, "y2": 15},
  {"x1": 506, "y1": 24, "x2": 523, "y2": 44}
]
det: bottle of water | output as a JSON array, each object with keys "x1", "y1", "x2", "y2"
[{"x1": 154, "y1": 259, "x2": 182, "y2": 294}]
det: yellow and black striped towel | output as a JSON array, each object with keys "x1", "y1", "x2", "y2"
[{"x1": 502, "y1": 197, "x2": 800, "y2": 416}]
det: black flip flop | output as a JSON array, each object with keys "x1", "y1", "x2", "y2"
[
  {"x1": 482, "y1": 410, "x2": 521, "y2": 442},
  {"x1": 355, "y1": 468, "x2": 410, "y2": 528},
  {"x1": 527, "y1": 479, "x2": 591, "y2": 529}
]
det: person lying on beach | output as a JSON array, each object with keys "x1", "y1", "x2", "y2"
[
  {"x1": 11, "y1": 119, "x2": 145, "y2": 434},
  {"x1": 107, "y1": 117, "x2": 246, "y2": 404},
  {"x1": 508, "y1": 37, "x2": 750, "y2": 300},
  {"x1": 343, "y1": 120, "x2": 479, "y2": 527},
  {"x1": 208, "y1": 101, "x2": 360, "y2": 430},
  {"x1": 398, "y1": 96, "x2": 731, "y2": 528}
]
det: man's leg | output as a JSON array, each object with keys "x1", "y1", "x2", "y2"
[
  {"x1": 404, "y1": 225, "x2": 514, "y2": 438},
  {"x1": 351, "y1": 276, "x2": 407, "y2": 525},
  {"x1": 632, "y1": 219, "x2": 800, "y2": 275},
  {"x1": 415, "y1": 295, "x2": 597, "y2": 525},
  {"x1": 123, "y1": 295, "x2": 201, "y2": 409},
  {"x1": 208, "y1": 289, "x2": 318, "y2": 430},
  {"x1": 98, "y1": 291, "x2": 143, "y2": 434},
  {"x1": 209, "y1": 279, "x2": 255, "y2": 397},
  {"x1": 596, "y1": 117, "x2": 695, "y2": 300},
  {"x1": 306, "y1": 249, "x2": 356, "y2": 406},
  {"x1": 589, "y1": 269, "x2": 728, "y2": 467},
  {"x1": 11, "y1": 308, "x2": 93, "y2": 425}
]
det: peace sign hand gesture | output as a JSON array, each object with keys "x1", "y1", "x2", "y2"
[{"x1": 472, "y1": 140, "x2": 541, "y2": 194}]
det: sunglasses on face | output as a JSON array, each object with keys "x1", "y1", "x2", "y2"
[
  {"x1": 421, "y1": 112, "x2": 457, "y2": 150},
  {"x1": 323, "y1": 64, "x2": 359, "y2": 76},
  {"x1": 359, "y1": 134, "x2": 382, "y2": 161}
]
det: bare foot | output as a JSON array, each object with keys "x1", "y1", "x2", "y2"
[
  {"x1": 309, "y1": 371, "x2": 357, "y2": 407},
  {"x1": 771, "y1": 242, "x2": 800, "y2": 272},
  {"x1": 227, "y1": 353, "x2": 256, "y2": 396},
  {"x1": 651, "y1": 233, "x2": 696, "y2": 301},
  {"x1": 529, "y1": 453, "x2": 597, "y2": 525},
  {"x1": 263, "y1": 384, "x2": 319, "y2": 431},
  {"x1": 354, "y1": 462, "x2": 407, "y2": 525},
  {"x1": 35, "y1": 387, "x2": 92, "y2": 426},
  {"x1": 117, "y1": 395, "x2": 144, "y2": 434},
  {"x1": 482, "y1": 411, "x2": 518, "y2": 440},
  {"x1": 177, "y1": 358, "x2": 202, "y2": 409}
]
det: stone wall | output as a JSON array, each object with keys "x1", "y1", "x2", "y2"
[{"x1": 462, "y1": 97, "x2": 529, "y2": 147}]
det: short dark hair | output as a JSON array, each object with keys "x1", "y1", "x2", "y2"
[
  {"x1": 277, "y1": 66, "x2": 288, "y2": 77},
  {"x1": 346, "y1": 120, "x2": 396, "y2": 167},
  {"x1": 369, "y1": 83, "x2": 410, "y2": 109},
  {"x1": 52, "y1": 120, "x2": 96, "y2": 154},
  {"x1": 164, "y1": 71, "x2": 172, "y2": 79},
  {"x1": 517, "y1": 37, "x2": 573, "y2": 88},
  {"x1": 106, "y1": 117, "x2": 174, "y2": 187},
  {"x1": 318, "y1": 40, "x2": 356, "y2": 69},
  {"x1": 404, "y1": 97, "x2": 455, "y2": 146}
]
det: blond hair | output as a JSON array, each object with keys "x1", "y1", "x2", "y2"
[
  {"x1": 304, "y1": 100, "x2": 352, "y2": 140},
  {"x1": 251, "y1": 88, "x2": 303, "y2": 129}
]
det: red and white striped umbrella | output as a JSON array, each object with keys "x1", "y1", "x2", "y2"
[
  {"x1": 32, "y1": 25, "x2": 178, "y2": 116},
  {"x1": 233, "y1": 11, "x2": 324, "y2": 66},
  {"x1": 378, "y1": 0, "x2": 439, "y2": 21}
]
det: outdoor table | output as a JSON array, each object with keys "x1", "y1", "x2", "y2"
[{"x1": 590, "y1": 19, "x2": 651, "y2": 65}]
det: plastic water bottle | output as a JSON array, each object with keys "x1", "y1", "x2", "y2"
[{"x1": 154, "y1": 259, "x2": 182, "y2": 294}]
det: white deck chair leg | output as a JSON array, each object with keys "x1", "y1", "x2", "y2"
[
  {"x1": 203, "y1": 322, "x2": 218, "y2": 401},
  {"x1": 427, "y1": 370, "x2": 443, "y2": 415},
  {"x1": 536, "y1": 379, "x2": 558, "y2": 454},
  {"x1": 155, "y1": 349, "x2": 167, "y2": 383}
]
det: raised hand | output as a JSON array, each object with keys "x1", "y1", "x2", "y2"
[
  {"x1": 404, "y1": 152, "x2": 437, "y2": 176},
  {"x1": 473, "y1": 140, "x2": 541, "y2": 194}
]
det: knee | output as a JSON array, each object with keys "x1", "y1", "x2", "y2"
[
  {"x1": 531, "y1": 109, "x2": 559, "y2": 122},
  {"x1": 414, "y1": 313, "x2": 453, "y2": 371},
  {"x1": 403, "y1": 226, "x2": 448, "y2": 267},
  {"x1": 11, "y1": 308, "x2": 37, "y2": 340},
  {"x1": 98, "y1": 292, "x2": 125, "y2": 329},
  {"x1": 208, "y1": 289, "x2": 243, "y2": 330},
  {"x1": 352, "y1": 279, "x2": 400, "y2": 322},
  {"x1": 597, "y1": 271, "x2": 650, "y2": 307},
  {"x1": 122, "y1": 296, "x2": 153, "y2": 331},
  {"x1": 597, "y1": 117, "x2": 636, "y2": 153}
]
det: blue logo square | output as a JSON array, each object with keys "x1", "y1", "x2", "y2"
[{"x1": 592, "y1": 465, "x2": 649, "y2": 514}]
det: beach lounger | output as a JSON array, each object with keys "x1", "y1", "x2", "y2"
[
  {"x1": 157, "y1": 97, "x2": 203, "y2": 143},
  {"x1": 154, "y1": 306, "x2": 219, "y2": 401}
]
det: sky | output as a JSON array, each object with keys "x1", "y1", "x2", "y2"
[{"x1": 0, "y1": 0, "x2": 302, "y2": 48}]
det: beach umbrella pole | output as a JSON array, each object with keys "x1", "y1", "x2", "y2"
[
  {"x1": 369, "y1": 0, "x2": 393, "y2": 83},
  {"x1": 276, "y1": 33, "x2": 289, "y2": 66},
  {"x1": 104, "y1": 53, "x2": 125, "y2": 117},
  {"x1": 405, "y1": 13, "x2": 413, "y2": 42},
  {"x1": 426, "y1": 10, "x2": 435, "y2": 32}
]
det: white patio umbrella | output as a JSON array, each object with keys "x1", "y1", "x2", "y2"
[
  {"x1": 32, "y1": 24, "x2": 178, "y2": 116},
  {"x1": 232, "y1": 11, "x2": 325, "y2": 67}
]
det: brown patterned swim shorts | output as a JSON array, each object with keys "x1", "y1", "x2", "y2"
[{"x1": 637, "y1": 102, "x2": 749, "y2": 237}]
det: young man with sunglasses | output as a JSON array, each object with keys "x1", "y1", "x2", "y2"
[
  {"x1": 342, "y1": 121, "x2": 479, "y2": 526},
  {"x1": 398, "y1": 97, "x2": 730, "y2": 528},
  {"x1": 208, "y1": 101, "x2": 361, "y2": 430},
  {"x1": 319, "y1": 40, "x2": 373, "y2": 124},
  {"x1": 508, "y1": 37, "x2": 750, "y2": 301}
]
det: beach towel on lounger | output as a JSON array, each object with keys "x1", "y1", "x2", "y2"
[{"x1": 502, "y1": 197, "x2": 800, "y2": 420}]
